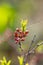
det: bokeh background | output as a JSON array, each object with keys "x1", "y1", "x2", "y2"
[{"x1": 0, "y1": 0, "x2": 43, "y2": 65}]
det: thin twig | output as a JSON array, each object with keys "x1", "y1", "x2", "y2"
[
  {"x1": 19, "y1": 42, "x2": 24, "y2": 51},
  {"x1": 23, "y1": 38, "x2": 43, "y2": 64},
  {"x1": 28, "y1": 35, "x2": 36, "y2": 52},
  {"x1": 28, "y1": 41, "x2": 43, "y2": 54}
]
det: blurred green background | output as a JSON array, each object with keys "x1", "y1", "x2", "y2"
[{"x1": 0, "y1": 0, "x2": 43, "y2": 65}]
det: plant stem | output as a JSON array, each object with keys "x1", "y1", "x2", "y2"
[{"x1": 19, "y1": 42, "x2": 23, "y2": 51}]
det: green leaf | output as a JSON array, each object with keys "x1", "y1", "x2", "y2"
[
  {"x1": 21, "y1": 19, "x2": 27, "y2": 31},
  {"x1": 7, "y1": 60, "x2": 11, "y2": 65},
  {"x1": 3, "y1": 57, "x2": 7, "y2": 64}
]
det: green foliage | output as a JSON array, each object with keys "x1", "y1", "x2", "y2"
[
  {"x1": 0, "y1": 57, "x2": 11, "y2": 65},
  {"x1": 18, "y1": 56, "x2": 29, "y2": 65},
  {"x1": 21, "y1": 19, "x2": 27, "y2": 32},
  {"x1": 0, "y1": 3, "x2": 16, "y2": 34}
]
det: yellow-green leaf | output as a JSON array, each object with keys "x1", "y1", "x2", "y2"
[
  {"x1": 18, "y1": 56, "x2": 24, "y2": 65},
  {"x1": 7, "y1": 60, "x2": 11, "y2": 65},
  {"x1": 25, "y1": 63, "x2": 29, "y2": 65},
  {"x1": 21, "y1": 19, "x2": 28, "y2": 31},
  {"x1": 3, "y1": 57, "x2": 7, "y2": 64}
]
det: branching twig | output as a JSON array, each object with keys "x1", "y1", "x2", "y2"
[
  {"x1": 28, "y1": 41, "x2": 43, "y2": 54},
  {"x1": 23, "y1": 36, "x2": 43, "y2": 64},
  {"x1": 28, "y1": 35, "x2": 36, "y2": 52}
]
